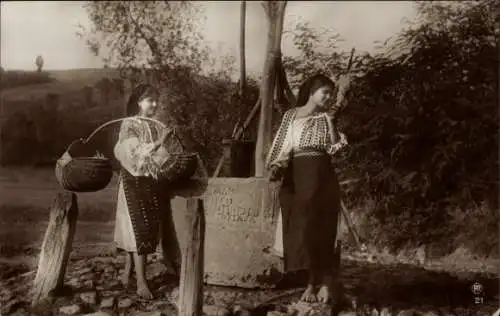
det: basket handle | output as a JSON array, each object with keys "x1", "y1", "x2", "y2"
[
  {"x1": 82, "y1": 116, "x2": 167, "y2": 144},
  {"x1": 64, "y1": 138, "x2": 85, "y2": 156}
]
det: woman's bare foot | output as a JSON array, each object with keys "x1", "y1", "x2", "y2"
[
  {"x1": 137, "y1": 281, "x2": 154, "y2": 299},
  {"x1": 300, "y1": 284, "x2": 317, "y2": 303},
  {"x1": 133, "y1": 253, "x2": 153, "y2": 299},
  {"x1": 317, "y1": 285, "x2": 331, "y2": 304}
]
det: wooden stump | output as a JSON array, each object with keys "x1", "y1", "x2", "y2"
[
  {"x1": 31, "y1": 192, "x2": 78, "y2": 306},
  {"x1": 178, "y1": 198, "x2": 205, "y2": 316}
]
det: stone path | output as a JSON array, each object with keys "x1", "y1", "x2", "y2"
[{"x1": 0, "y1": 253, "x2": 498, "y2": 316}]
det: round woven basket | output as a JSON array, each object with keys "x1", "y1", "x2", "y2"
[
  {"x1": 158, "y1": 152, "x2": 199, "y2": 183},
  {"x1": 55, "y1": 154, "x2": 113, "y2": 192},
  {"x1": 54, "y1": 138, "x2": 114, "y2": 192}
]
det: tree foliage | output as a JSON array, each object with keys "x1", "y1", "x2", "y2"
[
  {"x1": 283, "y1": 1, "x2": 498, "y2": 254},
  {"x1": 282, "y1": 20, "x2": 349, "y2": 88},
  {"x1": 81, "y1": 1, "x2": 259, "y2": 172},
  {"x1": 82, "y1": 1, "x2": 209, "y2": 77}
]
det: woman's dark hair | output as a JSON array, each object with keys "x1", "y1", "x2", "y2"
[
  {"x1": 125, "y1": 83, "x2": 159, "y2": 116},
  {"x1": 295, "y1": 74, "x2": 336, "y2": 107}
]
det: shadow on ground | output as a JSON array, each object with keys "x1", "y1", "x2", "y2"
[{"x1": 272, "y1": 259, "x2": 498, "y2": 314}]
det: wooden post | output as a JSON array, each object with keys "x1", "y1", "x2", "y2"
[
  {"x1": 276, "y1": 57, "x2": 296, "y2": 106},
  {"x1": 178, "y1": 198, "x2": 205, "y2": 316},
  {"x1": 31, "y1": 192, "x2": 78, "y2": 306},
  {"x1": 254, "y1": 1, "x2": 287, "y2": 177},
  {"x1": 239, "y1": 0, "x2": 247, "y2": 98}
]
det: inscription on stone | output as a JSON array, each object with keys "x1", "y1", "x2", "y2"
[{"x1": 205, "y1": 185, "x2": 261, "y2": 227}]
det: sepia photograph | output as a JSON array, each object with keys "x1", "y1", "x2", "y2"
[{"x1": 0, "y1": 1, "x2": 498, "y2": 315}]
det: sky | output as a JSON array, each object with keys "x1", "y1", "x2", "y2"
[{"x1": 1, "y1": 1, "x2": 417, "y2": 75}]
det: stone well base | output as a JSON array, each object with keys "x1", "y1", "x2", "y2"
[{"x1": 170, "y1": 177, "x2": 283, "y2": 289}]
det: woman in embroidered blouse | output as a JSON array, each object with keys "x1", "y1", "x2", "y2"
[
  {"x1": 113, "y1": 83, "x2": 172, "y2": 299},
  {"x1": 266, "y1": 74, "x2": 351, "y2": 303}
]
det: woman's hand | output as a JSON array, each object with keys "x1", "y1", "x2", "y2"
[
  {"x1": 338, "y1": 132, "x2": 348, "y2": 146},
  {"x1": 268, "y1": 162, "x2": 286, "y2": 182},
  {"x1": 327, "y1": 133, "x2": 348, "y2": 156},
  {"x1": 269, "y1": 165, "x2": 283, "y2": 182}
]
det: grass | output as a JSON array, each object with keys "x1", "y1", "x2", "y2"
[
  {"x1": 0, "y1": 68, "x2": 122, "y2": 129},
  {"x1": 0, "y1": 167, "x2": 118, "y2": 222},
  {"x1": 0, "y1": 221, "x2": 114, "y2": 256},
  {"x1": 0, "y1": 166, "x2": 118, "y2": 263},
  {"x1": 0, "y1": 68, "x2": 125, "y2": 164},
  {"x1": 0, "y1": 167, "x2": 117, "y2": 256}
]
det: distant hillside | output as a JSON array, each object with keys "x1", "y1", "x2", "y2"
[
  {"x1": 1, "y1": 68, "x2": 120, "y2": 103},
  {"x1": 0, "y1": 68, "x2": 126, "y2": 165}
]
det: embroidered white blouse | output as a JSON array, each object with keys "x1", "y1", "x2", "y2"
[
  {"x1": 113, "y1": 116, "x2": 173, "y2": 178},
  {"x1": 265, "y1": 109, "x2": 347, "y2": 168},
  {"x1": 291, "y1": 117, "x2": 308, "y2": 149}
]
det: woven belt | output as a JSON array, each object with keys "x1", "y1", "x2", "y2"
[{"x1": 292, "y1": 148, "x2": 326, "y2": 158}]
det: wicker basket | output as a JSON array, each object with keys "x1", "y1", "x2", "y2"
[
  {"x1": 55, "y1": 139, "x2": 113, "y2": 192},
  {"x1": 157, "y1": 152, "x2": 199, "y2": 183},
  {"x1": 55, "y1": 117, "x2": 205, "y2": 192}
]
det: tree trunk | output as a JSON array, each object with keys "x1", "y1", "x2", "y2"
[
  {"x1": 31, "y1": 192, "x2": 78, "y2": 306},
  {"x1": 277, "y1": 57, "x2": 296, "y2": 106},
  {"x1": 178, "y1": 198, "x2": 205, "y2": 316},
  {"x1": 123, "y1": 78, "x2": 134, "y2": 115},
  {"x1": 239, "y1": 0, "x2": 247, "y2": 98},
  {"x1": 254, "y1": 1, "x2": 287, "y2": 177}
]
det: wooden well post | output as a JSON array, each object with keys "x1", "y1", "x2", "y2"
[
  {"x1": 31, "y1": 192, "x2": 78, "y2": 306},
  {"x1": 254, "y1": 1, "x2": 288, "y2": 177},
  {"x1": 178, "y1": 198, "x2": 206, "y2": 316}
]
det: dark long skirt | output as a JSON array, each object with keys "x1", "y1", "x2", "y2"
[
  {"x1": 279, "y1": 153, "x2": 341, "y2": 273},
  {"x1": 121, "y1": 169, "x2": 163, "y2": 255}
]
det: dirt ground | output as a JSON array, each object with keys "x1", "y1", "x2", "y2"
[{"x1": 0, "y1": 249, "x2": 498, "y2": 316}]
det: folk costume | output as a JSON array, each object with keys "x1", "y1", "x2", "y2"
[
  {"x1": 266, "y1": 108, "x2": 344, "y2": 273},
  {"x1": 113, "y1": 116, "x2": 174, "y2": 255}
]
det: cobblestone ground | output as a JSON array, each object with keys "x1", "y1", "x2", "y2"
[{"x1": 1, "y1": 252, "x2": 497, "y2": 316}]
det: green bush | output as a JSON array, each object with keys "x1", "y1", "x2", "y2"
[
  {"x1": 284, "y1": 1, "x2": 498, "y2": 256},
  {"x1": 156, "y1": 67, "x2": 260, "y2": 173},
  {"x1": 342, "y1": 1, "x2": 497, "y2": 255}
]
